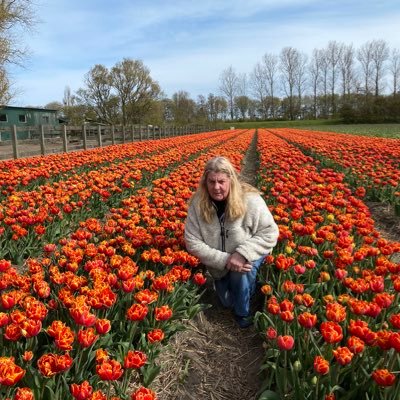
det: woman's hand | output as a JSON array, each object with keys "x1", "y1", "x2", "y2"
[{"x1": 226, "y1": 252, "x2": 252, "y2": 273}]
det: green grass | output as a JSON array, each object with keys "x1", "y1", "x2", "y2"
[
  {"x1": 221, "y1": 119, "x2": 342, "y2": 130},
  {"x1": 299, "y1": 123, "x2": 400, "y2": 138},
  {"x1": 221, "y1": 120, "x2": 400, "y2": 138}
]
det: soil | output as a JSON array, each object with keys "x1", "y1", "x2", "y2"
[{"x1": 152, "y1": 132, "x2": 400, "y2": 400}]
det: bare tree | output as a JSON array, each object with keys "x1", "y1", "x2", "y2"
[
  {"x1": 389, "y1": 48, "x2": 400, "y2": 95},
  {"x1": 236, "y1": 72, "x2": 247, "y2": 96},
  {"x1": 280, "y1": 46, "x2": 304, "y2": 120},
  {"x1": 0, "y1": 0, "x2": 37, "y2": 103},
  {"x1": 219, "y1": 66, "x2": 238, "y2": 120},
  {"x1": 0, "y1": 66, "x2": 11, "y2": 103},
  {"x1": 63, "y1": 86, "x2": 74, "y2": 107},
  {"x1": 370, "y1": 39, "x2": 389, "y2": 96},
  {"x1": 326, "y1": 41, "x2": 343, "y2": 115},
  {"x1": 295, "y1": 52, "x2": 308, "y2": 118},
  {"x1": 339, "y1": 44, "x2": 356, "y2": 98},
  {"x1": 250, "y1": 62, "x2": 269, "y2": 119},
  {"x1": 357, "y1": 41, "x2": 375, "y2": 95},
  {"x1": 263, "y1": 53, "x2": 278, "y2": 118},
  {"x1": 309, "y1": 49, "x2": 324, "y2": 118}
]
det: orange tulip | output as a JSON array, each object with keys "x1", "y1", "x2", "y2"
[
  {"x1": 320, "y1": 321, "x2": 343, "y2": 344},
  {"x1": 313, "y1": 355, "x2": 329, "y2": 375},
  {"x1": 96, "y1": 359, "x2": 124, "y2": 381},
  {"x1": 95, "y1": 319, "x2": 111, "y2": 335},
  {"x1": 154, "y1": 305, "x2": 173, "y2": 321},
  {"x1": 127, "y1": 303, "x2": 148, "y2": 322},
  {"x1": 346, "y1": 336, "x2": 365, "y2": 354},
  {"x1": 325, "y1": 302, "x2": 346, "y2": 323},
  {"x1": 77, "y1": 327, "x2": 99, "y2": 348},
  {"x1": 14, "y1": 387, "x2": 34, "y2": 400},
  {"x1": 0, "y1": 356, "x2": 26, "y2": 386},
  {"x1": 124, "y1": 350, "x2": 147, "y2": 369},
  {"x1": 70, "y1": 380, "x2": 93, "y2": 400},
  {"x1": 131, "y1": 386, "x2": 158, "y2": 400},
  {"x1": 297, "y1": 312, "x2": 317, "y2": 329},
  {"x1": 147, "y1": 328, "x2": 164, "y2": 344},
  {"x1": 332, "y1": 346, "x2": 354, "y2": 366},
  {"x1": 371, "y1": 369, "x2": 396, "y2": 386}
]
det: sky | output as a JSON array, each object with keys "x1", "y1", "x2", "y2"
[{"x1": 9, "y1": 0, "x2": 400, "y2": 107}]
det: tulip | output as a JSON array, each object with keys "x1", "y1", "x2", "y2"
[
  {"x1": 147, "y1": 328, "x2": 165, "y2": 344},
  {"x1": 0, "y1": 356, "x2": 26, "y2": 386},
  {"x1": 154, "y1": 305, "x2": 173, "y2": 321},
  {"x1": 70, "y1": 380, "x2": 93, "y2": 400},
  {"x1": 124, "y1": 350, "x2": 147, "y2": 369},
  {"x1": 320, "y1": 321, "x2": 343, "y2": 344},
  {"x1": 313, "y1": 356, "x2": 329, "y2": 375},
  {"x1": 96, "y1": 359, "x2": 124, "y2": 381},
  {"x1": 14, "y1": 387, "x2": 34, "y2": 400},
  {"x1": 277, "y1": 335, "x2": 294, "y2": 350},
  {"x1": 371, "y1": 369, "x2": 396, "y2": 386},
  {"x1": 127, "y1": 303, "x2": 148, "y2": 322},
  {"x1": 332, "y1": 346, "x2": 354, "y2": 366},
  {"x1": 131, "y1": 386, "x2": 157, "y2": 400}
]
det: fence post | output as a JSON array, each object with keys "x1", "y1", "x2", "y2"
[
  {"x1": 97, "y1": 125, "x2": 102, "y2": 147},
  {"x1": 11, "y1": 125, "x2": 19, "y2": 159},
  {"x1": 147, "y1": 125, "x2": 150, "y2": 140},
  {"x1": 152, "y1": 126, "x2": 156, "y2": 140},
  {"x1": 82, "y1": 124, "x2": 87, "y2": 150},
  {"x1": 131, "y1": 125, "x2": 135, "y2": 142},
  {"x1": 139, "y1": 125, "x2": 143, "y2": 141},
  {"x1": 62, "y1": 125, "x2": 68, "y2": 152},
  {"x1": 111, "y1": 125, "x2": 115, "y2": 145},
  {"x1": 40, "y1": 125, "x2": 46, "y2": 155},
  {"x1": 122, "y1": 125, "x2": 126, "y2": 143}
]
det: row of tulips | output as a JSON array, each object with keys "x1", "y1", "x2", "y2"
[
  {"x1": 0, "y1": 130, "x2": 243, "y2": 263},
  {"x1": 271, "y1": 128, "x2": 400, "y2": 211},
  {"x1": 0, "y1": 129, "x2": 255, "y2": 399},
  {"x1": 255, "y1": 129, "x2": 400, "y2": 400},
  {"x1": 0, "y1": 130, "x2": 226, "y2": 194}
]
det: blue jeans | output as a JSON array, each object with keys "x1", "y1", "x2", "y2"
[{"x1": 214, "y1": 255, "x2": 265, "y2": 317}]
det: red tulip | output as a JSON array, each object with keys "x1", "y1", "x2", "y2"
[{"x1": 277, "y1": 335, "x2": 294, "y2": 350}]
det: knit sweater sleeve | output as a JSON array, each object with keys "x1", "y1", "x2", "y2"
[
  {"x1": 234, "y1": 194, "x2": 279, "y2": 262},
  {"x1": 184, "y1": 202, "x2": 230, "y2": 270}
]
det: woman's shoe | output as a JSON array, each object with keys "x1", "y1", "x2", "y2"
[{"x1": 234, "y1": 315, "x2": 253, "y2": 329}]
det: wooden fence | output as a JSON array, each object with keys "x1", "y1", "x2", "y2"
[{"x1": 0, "y1": 123, "x2": 215, "y2": 160}]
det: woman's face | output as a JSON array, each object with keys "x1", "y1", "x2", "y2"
[{"x1": 206, "y1": 171, "x2": 230, "y2": 201}]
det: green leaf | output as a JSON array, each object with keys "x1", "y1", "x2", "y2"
[{"x1": 142, "y1": 363, "x2": 161, "y2": 386}]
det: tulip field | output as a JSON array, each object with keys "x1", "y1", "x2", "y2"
[{"x1": 0, "y1": 128, "x2": 399, "y2": 400}]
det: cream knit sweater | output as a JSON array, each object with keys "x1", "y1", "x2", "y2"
[{"x1": 184, "y1": 193, "x2": 279, "y2": 279}]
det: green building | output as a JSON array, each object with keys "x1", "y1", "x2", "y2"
[{"x1": 0, "y1": 106, "x2": 59, "y2": 140}]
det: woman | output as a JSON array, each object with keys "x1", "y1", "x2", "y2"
[{"x1": 184, "y1": 156, "x2": 279, "y2": 328}]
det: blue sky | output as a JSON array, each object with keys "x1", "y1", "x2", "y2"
[{"x1": 10, "y1": 0, "x2": 400, "y2": 107}]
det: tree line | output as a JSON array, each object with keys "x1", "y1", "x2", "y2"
[{"x1": 48, "y1": 39, "x2": 400, "y2": 125}]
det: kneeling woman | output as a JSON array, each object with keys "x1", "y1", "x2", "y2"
[{"x1": 184, "y1": 156, "x2": 279, "y2": 328}]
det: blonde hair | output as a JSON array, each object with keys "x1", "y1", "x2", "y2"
[{"x1": 192, "y1": 156, "x2": 259, "y2": 223}]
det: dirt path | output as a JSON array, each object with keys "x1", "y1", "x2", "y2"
[{"x1": 152, "y1": 132, "x2": 265, "y2": 400}]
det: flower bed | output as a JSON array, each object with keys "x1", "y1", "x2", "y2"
[{"x1": 255, "y1": 129, "x2": 400, "y2": 400}]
